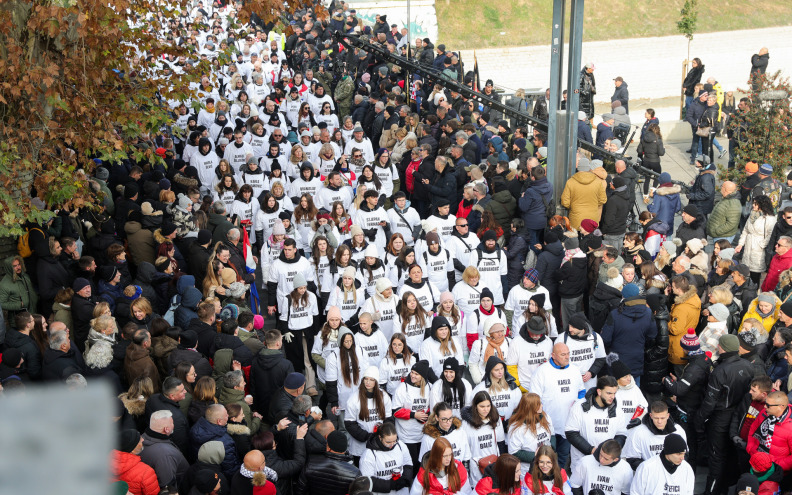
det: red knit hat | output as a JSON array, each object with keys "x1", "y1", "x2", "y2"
[
  {"x1": 680, "y1": 328, "x2": 700, "y2": 352},
  {"x1": 580, "y1": 219, "x2": 599, "y2": 233},
  {"x1": 750, "y1": 451, "x2": 774, "y2": 473}
]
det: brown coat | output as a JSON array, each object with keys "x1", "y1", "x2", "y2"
[
  {"x1": 668, "y1": 288, "x2": 701, "y2": 365},
  {"x1": 124, "y1": 221, "x2": 157, "y2": 267},
  {"x1": 124, "y1": 343, "x2": 161, "y2": 392}
]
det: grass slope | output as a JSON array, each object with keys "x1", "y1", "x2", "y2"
[{"x1": 435, "y1": 0, "x2": 792, "y2": 49}]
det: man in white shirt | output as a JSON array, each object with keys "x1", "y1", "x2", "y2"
[
  {"x1": 446, "y1": 215, "x2": 479, "y2": 282},
  {"x1": 530, "y1": 342, "x2": 585, "y2": 469},
  {"x1": 630, "y1": 434, "x2": 694, "y2": 495},
  {"x1": 622, "y1": 401, "x2": 686, "y2": 470},
  {"x1": 570, "y1": 439, "x2": 633, "y2": 495}
]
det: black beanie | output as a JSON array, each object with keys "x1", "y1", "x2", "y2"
[
  {"x1": 123, "y1": 183, "x2": 139, "y2": 199},
  {"x1": 480, "y1": 287, "x2": 494, "y2": 302},
  {"x1": 610, "y1": 359, "x2": 632, "y2": 380},
  {"x1": 119, "y1": 429, "x2": 141, "y2": 453},
  {"x1": 327, "y1": 430, "x2": 348, "y2": 452},
  {"x1": 661, "y1": 433, "x2": 687, "y2": 455},
  {"x1": 411, "y1": 360, "x2": 432, "y2": 382},
  {"x1": 568, "y1": 313, "x2": 589, "y2": 332}
]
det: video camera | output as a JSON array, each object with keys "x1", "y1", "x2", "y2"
[{"x1": 631, "y1": 158, "x2": 690, "y2": 193}]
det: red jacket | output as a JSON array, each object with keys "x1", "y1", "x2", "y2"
[
  {"x1": 456, "y1": 200, "x2": 473, "y2": 219},
  {"x1": 111, "y1": 450, "x2": 160, "y2": 495},
  {"x1": 748, "y1": 406, "x2": 792, "y2": 472},
  {"x1": 763, "y1": 249, "x2": 792, "y2": 291},
  {"x1": 475, "y1": 476, "x2": 521, "y2": 495},
  {"x1": 406, "y1": 159, "x2": 421, "y2": 194},
  {"x1": 415, "y1": 460, "x2": 469, "y2": 495},
  {"x1": 523, "y1": 471, "x2": 570, "y2": 495}
]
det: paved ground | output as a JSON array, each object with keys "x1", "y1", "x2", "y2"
[{"x1": 461, "y1": 25, "x2": 792, "y2": 104}]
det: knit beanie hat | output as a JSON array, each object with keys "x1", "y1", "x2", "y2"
[
  {"x1": 292, "y1": 273, "x2": 307, "y2": 288},
  {"x1": 758, "y1": 293, "x2": 776, "y2": 305},
  {"x1": 719, "y1": 248, "x2": 735, "y2": 261},
  {"x1": 364, "y1": 244, "x2": 378, "y2": 258},
  {"x1": 523, "y1": 268, "x2": 539, "y2": 285},
  {"x1": 564, "y1": 237, "x2": 579, "y2": 250},
  {"x1": 661, "y1": 240, "x2": 677, "y2": 257},
  {"x1": 610, "y1": 359, "x2": 631, "y2": 380},
  {"x1": 680, "y1": 329, "x2": 700, "y2": 352},
  {"x1": 719, "y1": 334, "x2": 740, "y2": 353},
  {"x1": 483, "y1": 316, "x2": 506, "y2": 337},
  {"x1": 580, "y1": 219, "x2": 598, "y2": 233},
  {"x1": 253, "y1": 314, "x2": 265, "y2": 330},
  {"x1": 326, "y1": 306, "x2": 342, "y2": 321},
  {"x1": 621, "y1": 283, "x2": 639, "y2": 299},
  {"x1": 529, "y1": 293, "x2": 546, "y2": 309},
  {"x1": 119, "y1": 429, "x2": 141, "y2": 453},
  {"x1": 605, "y1": 267, "x2": 623, "y2": 289},
  {"x1": 781, "y1": 300, "x2": 792, "y2": 318},
  {"x1": 480, "y1": 287, "x2": 494, "y2": 302},
  {"x1": 327, "y1": 431, "x2": 348, "y2": 453},
  {"x1": 411, "y1": 360, "x2": 432, "y2": 382},
  {"x1": 284, "y1": 372, "x2": 306, "y2": 389},
  {"x1": 342, "y1": 266, "x2": 357, "y2": 279},
  {"x1": 734, "y1": 473, "x2": 760, "y2": 495},
  {"x1": 363, "y1": 366, "x2": 380, "y2": 381},
  {"x1": 750, "y1": 452, "x2": 774, "y2": 474},
  {"x1": 661, "y1": 433, "x2": 688, "y2": 455},
  {"x1": 568, "y1": 313, "x2": 589, "y2": 332},
  {"x1": 686, "y1": 238, "x2": 705, "y2": 254},
  {"x1": 739, "y1": 326, "x2": 762, "y2": 351},
  {"x1": 708, "y1": 303, "x2": 729, "y2": 322},
  {"x1": 375, "y1": 277, "x2": 392, "y2": 294}
]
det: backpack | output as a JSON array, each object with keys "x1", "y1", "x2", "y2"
[
  {"x1": 17, "y1": 227, "x2": 43, "y2": 258},
  {"x1": 540, "y1": 191, "x2": 555, "y2": 219}
]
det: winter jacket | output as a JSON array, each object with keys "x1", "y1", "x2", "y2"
[
  {"x1": 698, "y1": 352, "x2": 755, "y2": 421},
  {"x1": 647, "y1": 185, "x2": 682, "y2": 236},
  {"x1": 519, "y1": 178, "x2": 553, "y2": 230},
  {"x1": 211, "y1": 333, "x2": 254, "y2": 367},
  {"x1": 560, "y1": 171, "x2": 607, "y2": 230},
  {"x1": 485, "y1": 190, "x2": 517, "y2": 235},
  {"x1": 414, "y1": 458, "x2": 469, "y2": 495},
  {"x1": 125, "y1": 221, "x2": 157, "y2": 267},
  {"x1": 174, "y1": 288, "x2": 202, "y2": 330},
  {"x1": 189, "y1": 417, "x2": 239, "y2": 479},
  {"x1": 747, "y1": 405, "x2": 792, "y2": 472},
  {"x1": 4, "y1": 328, "x2": 43, "y2": 379},
  {"x1": 250, "y1": 348, "x2": 294, "y2": 416},
  {"x1": 765, "y1": 216, "x2": 792, "y2": 271},
  {"x1": 0, "y1": 256, "x2": 38, "y2": 316},
  {"x1": 766, "y1": 346, "x2": 790, "y2": 383},
  {"x1": 294, "y1": 451, "x2": 360, "y2": 495},
  {"x1": 427, "y1": 166, "x2": 458, "y2": 210},
  {"x1": 167, "y1": 346, "x2": 212, "y2": 379},
  {"x1": 601, "y1": 297, "x2": 657, "y2": 376},
  {"x1": 674, "y1": 216, "x2": 707, "y2": 251},
  {"x1": 536, "y1": 240, "x2": 564, "y2": 296},
  {"x1": 139, "y1": 430, "x2": 189, "y2": 488},
  {"x1": 686, "y1": 168, "x2": 716, "y2": 215},
  {"x1": 42, "y1": 344, "x2": 86, "y2": 382},
  {"x1": 556, "y1": 254, "x2": 588, "y2": 298},
  {"x1": 637, "y1": 131, "x2": 664, "y2": 163},
  {"x1": 706, "y1": 192, "x2": 741, "y2": 238},
  {"x1": 664, "y1": 351, "x2": 711, "y2": 416},
  {"x1": 599, "y1": 187, "x2": 631, "y2": 236},
  {"x1": 686, "y1": 98, "x2": 707, "y2": 130},
  {"x1": 750, "y1": 53, "x2": 770, "y2": 80},
  {"x1": 738, "y1": 213, "x2": 777, "y2": 273},
  {"x1": 595, "y1": 123, "x2": 614, "y2": 149},
  {"x1": 612, "y1": 83, "x2": 629, "y2": 112},
  {"x1": 37, "y1": 255, "x2": 70, "y2": 304},
  {"x1": 668, "y1": 288, "x2": 701, "y2": 365},
  {"x1": 741, "y1": 297, "x2": 782, "y2": 334},
  {"x1": 588, "y1": 283, "x2": 623, "y2": 333},
  {"x1": 643, "y1": 303, "x2": 670, "y2": 394},
  {"x1": 683, "y1": 65, "x2": 705, "y2": 96},
  {"x1": 145, "y1": 393, "x2": 190, "y2": 454},
  {"x1": 124, "y1": 343, "x2": 161, "y2": 393},
  {"x1": 264, "y1": 437, "x2": 306, "y2": 495},
  {"x1": 764, "y1": 248, "x2": 792, "y2": 292},
  {"x1": 488, "y1": 137, "x2": 509, "y2": 162},
  {"x1": 111, "y1": 450, "x2": 160, "y2": 495},
  {"x1": 506, "y1": 230, "x2": 531, "y2": 288}
]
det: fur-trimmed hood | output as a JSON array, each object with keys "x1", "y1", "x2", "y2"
[
  {"x1": 227, "y1": 422, "x2": 251, "y2": 436},
  {"x1": 654, "y1": 185, "x2": 681, "y2": 196},
  {"x1": 118, "y1": 392, "x2": 147, "y2": 416},
  {"x1": 422, "y1": 417, "x2": 462, "y2": 438},
  {"x1": 674, "y1": 287, "x2": 699, "y2": 305}
]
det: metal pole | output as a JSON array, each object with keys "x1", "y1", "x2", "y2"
[
  {"x1": 548, "y1": 0, "x2": 566, "y2": 210},
  {"x1": 564, "y1": 0, "x2": 584, "y2": 179},
  {"x1": 407, "y1": 0, "x2": 411, "y2": 107}
]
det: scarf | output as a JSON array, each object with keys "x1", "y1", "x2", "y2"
[
  {"x1": 756, "y1": 406, "x2": 790, "y2": 452},
  {"x1": 483, "y1": 335, "x2": 505, "y2": 363},
  {"x1": 240, "y1": 464, "x2": 278, "y2": 482},
  {"x1": 478, "y1": 305, "x2": 495, "y2": 317},
  {"x1": 757, "y1": 304, "x2": 775, "y2": 319},
  {"x1": 562, "y1": 247, "x2": 582, "y2": 265}
]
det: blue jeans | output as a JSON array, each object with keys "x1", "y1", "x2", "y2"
[
  {"x1": 527, "y1": 228, "x2": 544, "y2": 255},
  {"x1": 555, "y1": 434, "x2": 571, "y2": 470},
  {"x1": 685, "y1": 96, "x2": 694, "y2": 109}
]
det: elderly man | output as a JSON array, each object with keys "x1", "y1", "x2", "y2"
[
  {"x1": 561, "y1": 157, "x2": 607, "y2": 230},
  {"x1": 140, "y1": 410, "x2": 189, "y2": 490},
  {"x1": 229, "y1": 449, "x2": 283, "y2": 495},
  {"x1": 42, "y1": 329, "x2": 86, "y2": 382},
  {"x1": 707, "y1": 181, "x2": 741, "y2": 244},
  {"x1": 763, "y1": 236, "x2": 792, "y2": 292}
]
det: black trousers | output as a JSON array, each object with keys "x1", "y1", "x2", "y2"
[{"x1": 703, "y1": 409, "x2": 734, "y2": 495}]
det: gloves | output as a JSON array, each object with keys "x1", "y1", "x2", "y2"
[
  {"x1": 283, "y1": 332, "x2": 295, "y2": 343},
  {"x1": 732, "y1": 435, "x2": 747, "y2": 450},
  {"x1": 627, "y1": 418, "x2": 642, "y2": 429},
  {"x1": 395, "y1": 476, "x2": 411, "y2": 490}
]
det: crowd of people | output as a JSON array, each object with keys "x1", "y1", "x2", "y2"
[{"x1": 0, "y1": 1, "x2": 788, "y2": 495}]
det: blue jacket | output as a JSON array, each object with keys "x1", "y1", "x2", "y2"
[
  {"x1": 687, "y1": 167, "x2": 717, "y2": 215},
  {"x1": 596, "y1": 123, "x2": 614, "y2": 148},
  {"x1": 189, "y1": 417, "x2": 239, "y2": 479},
  {"x1": 767, "y1": 346, "x2": 789, "y2": 382},
  {"x1": 518, "y1": 178, "x2": 553, "y2": 230},
  {"x1": 489, "y1": 136, "x2": 509, "y2": 162},
  {"x1": 469, "y1": 134, "x2": 484, "y2": 164},
  {"x1": 174, "y1": 287, "x2": 202, "y2": 330},
  {"x1": 647, "y1": 184, "x2": 682, "y2": 235},
  {"x1": 97, "y1": 280, "x2": 124, "y2": 313},
  {"x1": 601, "y1": 297, "x2": 657, "y2": 376},
  {"x1": 686, "y1": 98, "x2": 707, "y2": 128},
  {"x1": 578, "y1": 120, "x2": 593, "y2": 144}
]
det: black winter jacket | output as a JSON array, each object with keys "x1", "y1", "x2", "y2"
[
  {"x1": 210, "y1": 333, "x2": 254, "y2": 367},
  {"x1": 41, "y1": 344, "x2": 86, "y2": 382},
  {"x1": 250, "y1": 349, "x2": 294, "y2": 417},
  {"x1": 663, "y1": 352, "x2": 712, "y2": 416},
  {"x1": 643, "y1": 306, "x2": 670, "y2": 394},
  {"x1": 294, "y1": 451, "x2": 360, "y2": 495},
  {"x1": 263, "y1": 439, "x2": 306, "y2": 495},
  {"x1": 427, "y1": 167, "x2": 457, "y2": 208},
  {"x1": 145, "y1": 393, "x2": 190, "y2": 455},
  {"x1": 674, "y1": 215, "x2": 707, "y2": 248},
  {"x1": 697, "y1": 352, "x2": 754, "y2": 421},
  {"x1": 536, "y1": 240, "x2": 564, "y2": 295},
  {"x1": 599, "y1": 188, "x2": 631, "y2": 235},
  {"x1": 556, "y1": 256, "x2": 588, "y2": 298},
  {"x1": 588, "y1": 283, "x2": 623, "y2": 333},
  {"x1": 687, "y1": 168, "x2": 716, "y2": 215}
]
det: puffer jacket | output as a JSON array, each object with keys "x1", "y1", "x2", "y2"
[
  {"x1": 748, "y1": 405, "x2": 792, "y2": 472},
  {"x1": 741, "y1": 296, "x2": 781, "y2": 334},
  {"x1": 706, "y1": 191, "x2": 742, "y2": 238},
  {"x1": 111, "y1": 450, "x2": 160, "y2": 495},
  {"x1": 738, "y1": 212, "x2": 777, "y2": 272},
  {"x1": 189, "y1": 417, "x2": 239, "y2": 478},
  {"x1": 636, "y1": 131, "x2": 665, "y2": 163},
  {"x1": 643, "y1": 302, "x2": 670, "y2": 394},
  {"x1": 664, "y1": 352, "x2": 711, "y2": 415},
  {"x1": 124, "y1": 220, "x2": 157, "y2": 267},
  {"x1": 0, "y1": 256, "x2": 38, "y2": 315},
  {"x1": 601, "y1": 297, "x2": 657, "y2": 376},
  {"x1": 647, "y1": 185, "x2": 682, "y2": 236},
  {"x1": 560, "y1": 171, "x2": 607, "y2": 230},
  {"x1": 294, "y1": 450, "x2": 360, "y2": 495},
  {"x1": 599, "y1": 187, "x2": 631, "y2": 235},
  {"x1": 675, "y1": 215, "x2": 707, "y2": 249},
  {"x1": 668, "y1": 288, "x2": 701, "y2": 365},
  {"x1": 506, "y1": 229, "x2": 530, "y2": 288},
  {"x1": 556, "y1": 253, "x2": 588, "y2": 298}
]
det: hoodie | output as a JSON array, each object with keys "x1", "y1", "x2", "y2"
[{"x1": 489, "y1": 136, "x2": 509, "y2": 162}]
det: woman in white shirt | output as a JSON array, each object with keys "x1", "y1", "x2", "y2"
[
  {"x1": 472, "y1": 355, "x2": 522, "y2": 427},
  {"x1": 345, "y1": 366, "x2": 392, "y2": 461},
  {"x1": 393, "y1": 291, "x2": 433, "y2": 356},
  {"x1": 429, "y1": 357, "x2": 472, "y2": 418},
  {"x1": 326, "y1": 327, "x2": 365, "y2": 426},
  {"x1": 508, "y1": 393, "x2": 556, "y2": 478},
  {"x1": 327, "y1": 266, "x2": 366, "y2": 329},
  {"x1": 420, "y1": 316, "x2": 464, "y2": 378},
  {"x1": 379, "y1": 333, "x2": 415, "y2": 397},
  {"x1": 392, "y1": 360, "x2": 434, "y2": 469},
  {"x1": 461, "y1": 391, "x2": 506, "y2": 486}
]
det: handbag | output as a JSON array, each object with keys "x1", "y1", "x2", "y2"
[
  {"x1": 477, "y1": 426, "x2": 498, "y2": 473},
  {"x1": 695, "y1": 126, "x2": 711, "y2": 137}
]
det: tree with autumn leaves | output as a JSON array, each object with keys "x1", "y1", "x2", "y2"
[{"x1": 0, "y1": 0, "x2": 309, "y2": 236}]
